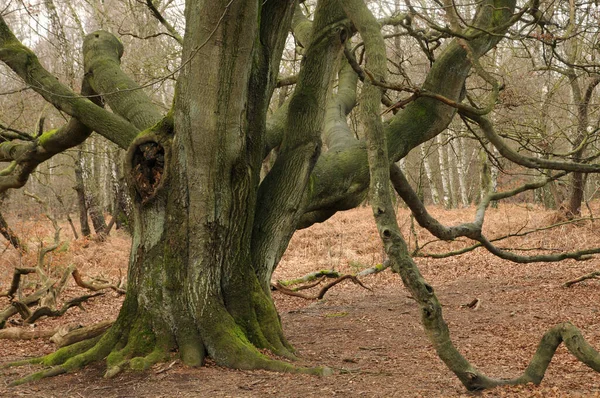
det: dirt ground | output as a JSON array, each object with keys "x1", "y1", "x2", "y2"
[{"x1": 1, "y1": 204, "x2": 600, "y2": 397}]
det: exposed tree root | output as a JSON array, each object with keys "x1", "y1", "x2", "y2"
[
  {"x1": 564, "y1": 271, "x2": 600, "y2": 287},
  {"x1": 4, "y1": 301, "x2": 330, "y2": 386}
]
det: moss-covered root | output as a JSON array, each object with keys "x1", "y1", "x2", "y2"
[
  {"x1": 1, "y1": 357, "x2": 44, "y2": 369},
  {"x1": 104, "y1": 317, "x2": 175, "y2": 378},
  {"x1": 2, "y1": 335, "x2": 102, "y2": 371},
  {"x1": 8, "y1": 332, "x2": 116, "y2": 387},
  {"x1": 104, "y1": 340, "x2": 173, "y2": 378},
  {"x1": 201, "y1": 305, "x2": 328, "y2": 376}
]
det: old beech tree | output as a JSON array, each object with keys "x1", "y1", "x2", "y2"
[{"x1": 1, "y1": 0, "x2": 600, "y2": 391}]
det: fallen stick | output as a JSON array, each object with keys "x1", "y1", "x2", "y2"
[
  {"x1": 0, "y1": 327, "x2": 58, "y2": 340},
  {"x1": 50, "y1": 320, "x2": 113, "y2": 347},
  {"x1": 273, "y1": 274, "x2": 372, "y2": 300},
  {"x1": 563, "y1": 271, "x2": 600, "y2": 287},
  {"x1": 25, "y1": 292, "x2": 104, "y2": 324}
]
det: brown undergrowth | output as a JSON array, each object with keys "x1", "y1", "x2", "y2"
[{"x1": 1, "y1": 203, "x2": 600, "y2": 396}]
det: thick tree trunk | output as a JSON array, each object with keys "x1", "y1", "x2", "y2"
[
  {"x1": 10, "y1": 2, "x2": 339, "y2": 382},
  {"x1": 103, "y1": 0, "x2": 307, "y2": 370},
  {"x1": 420, "y1": 144, "x2": 440, "y2": 205},
  {"x1": 438, "y1": 134, "x2": 452, "y2": 208}
]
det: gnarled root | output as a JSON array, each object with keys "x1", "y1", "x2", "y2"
[{"x1": 4, "y1": 296, "x2": 330, "y2": 386}]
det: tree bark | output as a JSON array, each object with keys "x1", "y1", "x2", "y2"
[{"x1": 74, "y1": 149, "x2": 91, "y2": 237}]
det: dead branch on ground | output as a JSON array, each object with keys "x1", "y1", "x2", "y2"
[
  {"x1": 272, "y1": 262, "x2": 388, "y2": 300},
  {"x1": 0, "y1": 268, "x2": 36, "y2": 299},
  {"x1": 71, "y1": 269, "x2": 126, "y2": 294},
  {"x1": 563, "y1": 271, "x2": 600, "y2": 287},
  {"x1": 0, "y1": 327, "x2": 58, "y2": 340},
  {"x1": 0, "y1": 320, "x2": 113, "y2": 346},
  {"x1": 274, "y1": 275, "x2": 372, "y2": 300},
  {"x1": 24, "y1": 293, "x2": 104, "y2": 323},
  {"x1": 50, "y1": 320, "x2": 113, "y2": 347}
]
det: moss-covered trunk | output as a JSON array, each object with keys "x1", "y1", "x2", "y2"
[
  {"x1": 103, "y1": 0, "x2": 300, "y2": 372},
  {"x1": 106, "y1": 121, "x2": 294, "y2": 372}
]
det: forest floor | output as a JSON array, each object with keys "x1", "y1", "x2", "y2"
[{"x1": 1, "y1": 203, "x2": 600, "y2": 397}]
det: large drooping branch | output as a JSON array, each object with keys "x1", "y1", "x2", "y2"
[
  {"x1": 0, "y1": 79, "x2": 100, "y2": 193},
  {"x1": 391, "y1": 165, "x2": 600, "y2": 262},
  {"x1": 348, "y1": 0, "x2": 600, "y2": 391},
  {"x1": 0, "y1": 16, "x2": 138, "y2": 148}
]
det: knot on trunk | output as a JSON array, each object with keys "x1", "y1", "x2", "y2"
[{"x1": 131, "y1": 140, "x2": 165, "y2": 204}]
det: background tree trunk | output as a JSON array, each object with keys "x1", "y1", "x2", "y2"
[{"x1": 73, "y1": 149, "x2": 91, "y2": 237}]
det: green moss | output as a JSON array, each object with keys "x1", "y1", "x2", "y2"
[
  {"x1": 324, "y1": 312, "x2": 348, "y2": 318},
  {"x1": 41, "y1": 336, "x2": 101, "y2": 366},
  {"x1": 129, "y1": 345, "x2": 169, "y2": 371},
  {"x1": 374, "y1": 262, "x2": 387, "y2": 271},
  {"x1": 36, "y1": 129, "x2": 59, "y2": 148}
]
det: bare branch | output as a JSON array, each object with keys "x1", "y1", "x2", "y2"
[
  {"x1": 564, "y1": 271, "x2": 600, "y2": 288},
  {"x1": 141, "y1": 0, "x2": 183, "y2": 45}
]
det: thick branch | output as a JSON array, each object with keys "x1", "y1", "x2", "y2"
[
  {"x1": 300, "y1": 0, "x2": 518, "y2": 229},
  {"x1": 50, "y1": 320, "x2": 113, "y2": 347},
  {"x1": 83, "y1": 31, "x2": 163, "y2": 131},
  {"x1": 0, "y1": 16, "x2": 138, "y2": 148},
  {"x1": 253, "y1": 1, "x2": 349, "y2": 290}
]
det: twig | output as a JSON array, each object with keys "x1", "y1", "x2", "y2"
[
  {"x1": 461, "y1": 298, "x2": 481, "y2": 310},
  {"x1": 563, "y1": 271, "x2": 600, "y2": 288}
]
